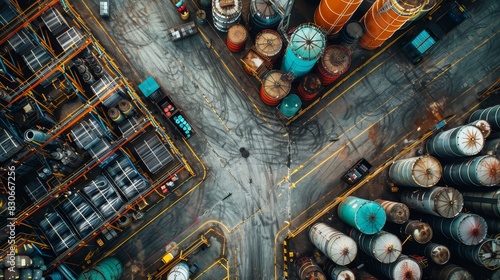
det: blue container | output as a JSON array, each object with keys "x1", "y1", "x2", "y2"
[
  {"x1": 250, "y1": 0, "x2": 281, "y2": 32},
  {"x1": 279, "y1": 94, "x2": 301, "y2": 118},
  {"x1": 338, "y1": 196, "x2": 386, "y2": 234},
  {"x1": 281, "y1": 24, "x2": 326, "y2": 79},
  {"x1": 77, "y1": 257, "x2": 122, "y2": 280}
]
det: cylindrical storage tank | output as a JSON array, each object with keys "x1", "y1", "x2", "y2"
[
  {"x1": 296, "y1": 257, "x2": 327, "y2": 280},
  {"x1": 484, "y1": 217, "x2": 500, "y2": 234},
  {"x1": 24, "y1": 129, "x2": 51, "y2": 143},
  {"x1": 297, "y1": 73, "x2": 322, "y2": 101},
  {"x1": 279, "y1": 94, "x2": 302, "y2": 119},
  {"x1": 314, "y1": 0, "x2": 363, "y2": 34},
  {"x1": 338, "y1": 196, "x2": 386, "y2": 235},
  {"x1": 430, "y1": 264, "x2": 473, "y2": 280},
  {"x1": 20, "y1": 268, "x2": 34, "y2": 280},
  {"x1": 250, "y1": 0, "x2": 281, "y2": 32},
  {"x1": 324, "y1": 261, "x2": 355, "y2": 280},
  {"x1": 357, "y1": 270, "x2": 379, "y2": 280},
  {"x1": 45, "y1": 272, "x2": 63, "y2": 280},
  {"x1": 226, "y1": 24, "x2": 247, "y2": 52},
  {"x1": 281, "y1": 24, "x2": 326, "y2": 79},
  {"x1": 367, "y1": 254, "x2": 422, "y2": 280},
  {"x1": 481, "y1": 139, "x2": 500, "y2": 158},
  {"x1": 32, "y1": 269, "x2": 43, "y2": 280},
  {"x1": 340, "y1": 21, "x2": 364, "y2": 46},
  {"x1": 4, "y1": 268, "x2": 20, "y2": 280},
  {"x1": 118, "y1": 100, "x2": 133, "y2": 116},
  {"x1": 309, "y1": 223, "x2": 358, "y2": 266},
  {"x1": 469, "y1": 120, "x2": 492, "y2": 138},
  {"x1": 462, "y1": 189, "x2": 500, "y2": 218},
  {"x1": 388, "y1": 155, "x2": 442, "y2": 187},
  {"x1": 427, "y1": 213, "x2": 488, "y2": 246},
  {"x1": 400, "y1": 187, "x2": 464, "y2": 218},
  {"x1": 442, "y1": 155, "x2": 500, "y2": 187},
  {"x1": 260, "y1": 70, "x2": 291, "y2": 106},
  {"x1": 375, "y1": 199, "x2": 410, "y2": 224},
  {"x1": 468, "y1": 105, "x2": 500, "y2": 132},
  {"x1": 359, "y1": 0, "x2": 424, "y2": 50},
  {"x1": 254, "y1": 29, "x2": 283, "y2": 62},
  {"x1": 315, "y1": 45, "x2": 351, "y2": 85},
  {"x1": 167, "y1": 262, "x2": 190, "y2": 280},
  {"x1": 13, "y1": 256, "x2": 31, "y2": 268},
  {"x1": 212, "y1": 0, "x2": 242, "y2": 32},
  {"x1": 385, "y1": 220, "x2": 433, "y2": 244},
  {"x1": 77, "y1": 257, "x2": 123, "y2": 280},
  {"x1": 15, "y1": 243, "x2": 34, "y2": 256},
  {"x1": 455, "y1": 238, "x2": 500, "y2": 267},
  {"x1": 350, "y1": 228, "x2": 402, "y2": 264},
  {"x1": 426, "y1": 125, "x2": 485, "y2": 159},
  {"x1": 404, "y1": 242, "x2": 450, "y2": 265},
  {"x1": 107, "y1": 107, "x2": 124, "y2": 123}
]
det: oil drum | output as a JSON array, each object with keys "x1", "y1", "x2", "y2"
[
  {"x1": 254, "y1": 29, "x2": 283, "y2": 63},
  {"x1": 260, "y1": 70, "x2": 291, "y2": 106},
  {"x1": 316, "y1": 45, "x2": 351, "y2": 85},
  {"x1": 297, "y1": 73, "x2": 322, "y2": 101},
  {"x1": 227, "y1": 24, "x2": 247, "y2": 52}
]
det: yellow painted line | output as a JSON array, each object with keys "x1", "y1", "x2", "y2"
[
  {"x1": 201, "y1": 93, "x2": 231, "y2": 133},
  {"x1": 229, "y1": 207, "x2": 262, "y2": 232}
]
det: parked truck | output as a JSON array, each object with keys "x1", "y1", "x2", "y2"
[{"x1": 400, "y1": 1, "x2": 470, "y2": 64}]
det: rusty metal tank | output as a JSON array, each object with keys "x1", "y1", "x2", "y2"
[
  {"x1": 260, "y1": 70, "x2": 291, "y2": 106},
  {"x1": 296, "y1": 257, "x2": 327, "y2": 280},
  {"x1": 426, "y1": 125, "x2": 485, "y2": 159},
  {"x1": 385, "y1": 219, "x2": 433, "y2": 244},
  {"x1": 427, "y1": 213, "x2": 488, "y2": 246},
  {"x1": 375, "y1": 199, "x2": 410, "y2": 224},
  {"x1": 468, "y1": 105, "x2": 500, "y2": 132},
  {"x1": 309, "y1": 223, "x2": 358, "y2": 266},
  {"x1": 454, "y1": 238, "x2": 500, "y2": 268},
  {"x1": 430, "y1": 264, "x2": 474, "y2": 280},
  {"x1": 350, "y1": 228, "x2": 402, "y2": 263},
  {"x1": 366, "y1": 254, "x2": 422, "y2": 280},
  {"x1": 442, "y1": 155, "x2": 500, "y2": 187},
  {"x1": 388, "y1": 155, "x2": 442, "y2": 188},
  {"x1": 461, "y1": 189, "x2": 500, "y2": 218},
  {"x1": 400, "y1": 186, "x2": 464, "y2": 218},
  {"x1": 315, "y1": 45, "x2": 351, "y2": 85},
  {"x1": 404, "y1": 242, "x2": 450, "y2": 265},
  {"x1": 359, "y1": 0, "x2": 425, "y2": 50}
]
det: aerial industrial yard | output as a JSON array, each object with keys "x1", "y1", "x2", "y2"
[{"x1": 0, "y1": 0, "x2": 499, "y2": 279}]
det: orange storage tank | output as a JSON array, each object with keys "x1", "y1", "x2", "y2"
[
  {"x1": 314, "y1": 0, "x2": 363, "y2": 34},
  {"x1": 359, "y1": 0, "x2": 424, "y2": 50}
]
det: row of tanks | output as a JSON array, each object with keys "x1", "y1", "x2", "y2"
[{"x1": 294, "y1": 105, "x2": 500, "y2": 279}]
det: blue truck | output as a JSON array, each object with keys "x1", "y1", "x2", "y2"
[{"x1": 401, "y1": 1, "x2": 470, "y2": 64}]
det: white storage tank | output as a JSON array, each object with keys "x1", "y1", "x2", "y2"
[
  {"x1": 309, "y1": 223, "x2": 358, "y2": 266},
  {"x1": 167, "y1": 262, "x2": 190, "y2": 280},
  {"x1": 388, "y1": 155, "x2": 442, "y2": 187}
]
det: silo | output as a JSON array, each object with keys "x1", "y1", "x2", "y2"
[
  {"x1": 212, "y1": 0, "x2": 242, "y2": 32},
  {"x1": 350, "y1": 229, "x2": 402, "y2": 264},
  {"x1": 296, "y1": 257, "x2": 327, "y2": 280},
  {"x1": 426, "y1": 125, "x2": 484, "y2": 159},
  {"x1": 167, "y1": 262, "x2": 190, "y2": 280},
  {"x1": 388, "y1": 155, "x2": 442, "y2": 188},
  {"x1": 77, "y1": 257, "x2": 122, "y2": 280},
  {"x1": 250, "y1": 0, "x2": 281, "y2": 32},
  {"x1": 254, "y1": 29, "x2": 283, "y2": 62},
  {"x1": 366, "y1": 254, "x2": 422, "y2": 280},
  {"x1": 468, "y1": 105, "x2": 500, "y2": 132},
  {"x1": 315, "y1": 45, "x2": 351, "y2": 85},
  {"x1": 427, "y1": 213, "x2": 487, "y2": 246},
  {"x1": 481, "y1": 139, "x2": 500, "y2": 158},
  {"x1": 404, "y1": 242, "x2": 450, "y2": 265},
  {"x1": 279, "y1": 94, "x2": 302, "y2": 119},
  {"x1": 314, "y1": 0, "x2": 363, "y2": 34},
  {"x1": 385, "y1": 220, "x2": 433, "y2": 244},
  {"x1": 442, "y1": 155, "x2": 500, "y2": 187},
  {"x1": 358, "y1": 0, "x2": 424, "y2": 50},
  {"x1": 281, "y1": 24, "x2": 326, "y2": 79},
  {"x1": 323, "y1": 261, "x2": 355, "y2": 280},
  {"x1": 297, "y1": 73, "x2": 322, "y2": 101},
  {"x1": 309, "y1": 223, "x2": 358, "y2": 266},
  {"x1": 338, "y1": 196, "x2": 386, "y2": 235},
  {"x1": 375, "y1": 199, "x2": 410, "y2": 224},
  {"x1": 400, "y1": 187, "x2": 464, "y2": 218},
  {"x1": 260, "y1": 70, "x2": 291, "y2": 106},
  {"x1": 470, "y1": 120, "x2": 492, "y2": 138},
  {"x1": 462, "y1": 189, "x2": 500, "y2": 218},
  {"x1": 430, "y1": 264, "x2": 473, "y2": 280},
  {"x1": 454, "y1": 238, "x2": 500, "y2": 268}
]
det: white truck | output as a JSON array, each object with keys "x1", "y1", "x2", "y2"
[{"x1": 100, "y1": 0, "x2": 110, "y2": 17}]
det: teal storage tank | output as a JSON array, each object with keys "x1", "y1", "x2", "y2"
[
  {"x1": 250, "y1": 0, "x2": 281, "y2": 32},
  {"x1": 279, "y1": 94, "x2": 301, "y2": 118},
  {"x1": 462, "y1": 189, "x2": 500, "y2": 218},
  {"x1": 77, "y1": 257, "x2": 122, "y2": 280},
  {"x1": 442, "y1": 155, "x2": 500, "y2": 187},
  {"x1": 338, "y1": 196, "x2": 386, "y2": 234},
  {"x1": 426, "y1": 125, "x2": 484, "y2": 158},
  {"x1": 281, "y1": 24, "x2": 326, "y2": 79},
  {"x1": 468, "y1": 105, "x2": 500, "y2": 131}
]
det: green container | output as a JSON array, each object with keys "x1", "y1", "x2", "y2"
[{"x1": 78, "y1": 258, "x2": 122, "y2": 280}]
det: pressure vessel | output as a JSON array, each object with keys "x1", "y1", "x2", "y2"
[
  {"x1": 350, "y1": 228, "x2": 402, "y2": 263},
  {"x1": 338, "y1": 196, "x2": 386, "y2": 235},
  {"x1": 388, "y1": 155, "x2": 442, "y2": 187},
  {"x1": 427, "y1": 213, "x2": 487, "y2": 246},
  {"x1": 309, "y1": 223, "x2": 357, "y2": 266},
  {"x1": 375, "y1": 199, "x2": 410, "y2": 224},
  {"x1": 400, "y1": 187, "x2": 463, "y2": 218}
]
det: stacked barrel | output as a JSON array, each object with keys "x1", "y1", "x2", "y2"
[
  {"x1": 315, "y1": 45, "x2": 351, "y2": 85},
  {"x1": 226, "y1": 24, "x2": 247, "y2": 52}
]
